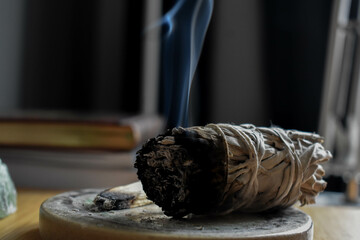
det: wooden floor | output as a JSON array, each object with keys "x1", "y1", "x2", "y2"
[
  {"x1": 0, "y1": 189, "x2": 360, "y2": 240},
  {"x1": 301, "y1": 206, "x2": 360, "y2": 240},
  {"x1": 0, "y1": 189, "x2": 62, "y2": 240}
]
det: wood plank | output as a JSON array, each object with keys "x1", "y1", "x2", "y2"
[
  {"x1": 301, "y1": 205, "x2": 360, "y2": 240},
  {"x1": 0, "y1": 189, "x2": 61, "y2": 240}
]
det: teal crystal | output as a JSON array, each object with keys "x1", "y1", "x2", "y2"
[{"x1": 0, "y1": 159, "x2": 17, "y2": 218}]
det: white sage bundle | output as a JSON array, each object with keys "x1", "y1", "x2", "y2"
[{"x1": 135, "y1": 124, "x2": 332, "y2": 217}]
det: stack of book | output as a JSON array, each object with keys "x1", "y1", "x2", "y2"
[{"x1": 0, "y1": 111, "x2": 164, "y2": 189}]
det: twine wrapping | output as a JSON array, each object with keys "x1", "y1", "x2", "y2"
[{"x1": 194, "y1": 124, "x2": 331, "y2": 214}]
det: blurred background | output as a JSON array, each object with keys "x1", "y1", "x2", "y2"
[
  {"x1": 0, "y1": 0, "x2": 330, "y2": 129},
  {"x1": 0, "y1": 0, "x2": 359, "y2": 202}
]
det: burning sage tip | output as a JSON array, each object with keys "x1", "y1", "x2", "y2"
[{"x1": 135, "y1": 124, "x2": 332, "y2": 218}]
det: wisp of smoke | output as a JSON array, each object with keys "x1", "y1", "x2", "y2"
[{"x1": 160, "y1": 0, "x2": 213, "y2": 128}]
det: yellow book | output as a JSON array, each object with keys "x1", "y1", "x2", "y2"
[{"x1": 0, "y1": 111, "x2": 164, "y2": 151}]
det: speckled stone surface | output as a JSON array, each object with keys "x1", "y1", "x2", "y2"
[
  {"x1": 40, "y1": 189, "x2": 313, "y2": 240},
  {"x1": 0, "y1": 159, "x2": 16, "y2": 218}
]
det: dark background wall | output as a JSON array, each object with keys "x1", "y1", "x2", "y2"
[
  {"x1": 197, "y1": 0, "x2": 332, "y2": 132},
  {"x1": 20, "y1": 0, "x2": 144, "y2": 113},
  {"x1": 0, "y1": 0, "x2": 333, "y2": 132},
  {"x1": 263, "y1": 0, "x2": 332, "y2": 131}
]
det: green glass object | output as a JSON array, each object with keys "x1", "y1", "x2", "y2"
[{"x1": 0, "y1": 159, "x2": 17, "y2": 218}]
